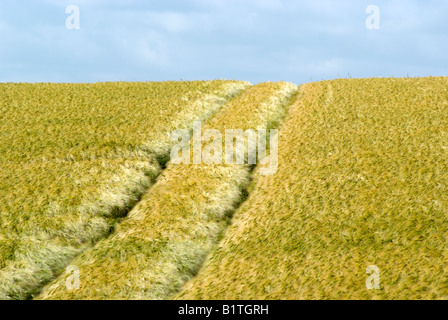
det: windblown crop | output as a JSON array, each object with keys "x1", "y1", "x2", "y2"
[
  {"x1": 38, "y1": 81, "x2": 298, "y2": 300},
  {"x1": 0, "y1": 80, "x2": 249, "y2": 300},
  {"x1": 3, "y1": 77, "x2": 448, "y2": 301},
  {"x1": 177, "y1": 77, "x2": 448, "y2": 300}
]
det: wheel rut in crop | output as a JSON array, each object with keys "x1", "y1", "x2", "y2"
[{"x1": 36, "y1": 82, "x2": 299, "y2": 300}]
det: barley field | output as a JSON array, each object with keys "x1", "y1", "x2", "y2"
[
  {"x1": 177, "y1": 77, "x2": 448, "y2": 300},
  {"x1": 1, "y1": 77, "x2": 448, "y2": 300},
  {"x1": 0, "y1": 80, "x2": 248, "y2": 299},
  {"x1": 38, "y1": 81, "x2": 297, "y2": 300}
]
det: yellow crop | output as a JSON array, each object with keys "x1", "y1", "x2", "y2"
[
  {"x1": 37, "y1": 81, "x2": 298, "y2": 300},
  {"x1": 177, "y1": 77, "x2": 448, "y2": 300},
  {"x1": 0, "y1": 80, "x2": 249, "y2": 300},
  {"x1": 3, "y1": 77, "x2": 448, "y2": 300}
]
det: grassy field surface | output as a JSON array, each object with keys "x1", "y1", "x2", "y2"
[
  {"x1": 37, "y1": 81, "x2": 298, "y2": 300},
  {"x1": 176, "y1": 77, "x2": 448, "y2": 300},
  {"x1": 0, "y1": 80, "x2": 248, "y2": 299},
  {"x1": 2, "y1": 77, "x2": 448, "y2": 300}
]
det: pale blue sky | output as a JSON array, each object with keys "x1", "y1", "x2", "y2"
[{"x1": 0, "y1": 0, "x2": 447, "y2": 84}]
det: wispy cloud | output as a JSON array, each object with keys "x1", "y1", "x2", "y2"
[{"x1": 0, "y1": 0, "x2": 446, "y2": 83}]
